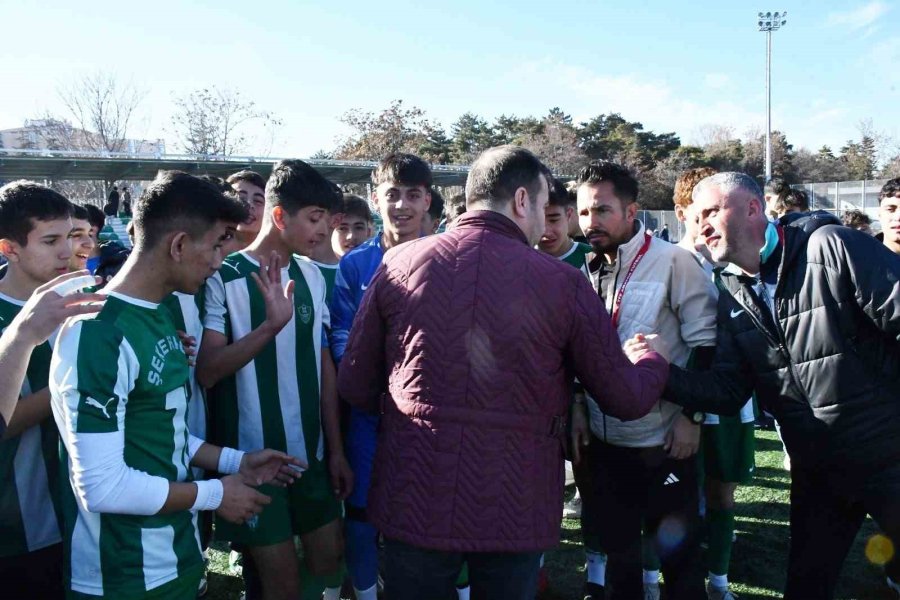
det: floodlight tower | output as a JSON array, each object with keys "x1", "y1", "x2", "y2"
[{"x1": 758, "y1": 11, "x2": 787, "y2": 183}]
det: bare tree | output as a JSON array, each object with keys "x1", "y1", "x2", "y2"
[
  {"x1": 170, "y1": 87, "x2": 282, "y2": 158},
  {"x1": 58, "y1": 73, "x2": 145, "y2": 153},
  {"x1": 335, "y1": 100, "x2": 438, "y2": 161}
]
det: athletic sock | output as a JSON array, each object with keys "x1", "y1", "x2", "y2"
[
  {"x1": 707, "y1": 508, "x2": 736, "y2": 578},
  {"x1": 323, "y1": 587, "x2": 341, "y2": 600},
  {"x1": 354, "y1": 583, "x2": 378, "y2": 600},
  {"x1": 456, "y1": 586, "x2": 471, "y2": 600},
  {"x1": 643, "y1": 569, "x2": 660, "y2": 585},
  {"x1": 708, "y1": 572, "x2": 728, "y2": 590},
  {"x1": 345, "y1": 518, "x2": 379, "y2": 591},
  {"x1": 585, "y1": 549, "x2": 607, "y2": 586}
]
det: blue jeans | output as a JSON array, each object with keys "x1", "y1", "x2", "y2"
[{"x1": 384, "y1": 538, "x2": 541, "y2": 600}]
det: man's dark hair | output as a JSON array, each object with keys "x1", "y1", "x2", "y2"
[
  {"x1": 428, "y1": 188, "x2": 445, "y2": 221},
  {"x1": 227, "y1": 169, "x2": 267, "y2": 191},
  {"x1": 466, "y1": 146, "x2": 551, "y2": 209},
  {"x1": 547, "y1": 178, "x2": 570, "y2": 208},
  {"x1": 880, "y1": 178, "x2": 900, "y2": 201},
  {"x1": 773, "y1": 186, "x2": 809, "y2": 214},
  {"x1": 84, "y1": 204, "x2": 105, "y2": 232},
  {"x1": 444, "y1": 193, "x2": 466, "y2": 222},
  {"x1": 764, "y1": 178, "x2": 789, "y2": 197},
  {"x1": 341, "y1": 194, "x2": 373, "y2": 223},
  {"x1": 197, "y1": 175, "x2": 231, "y2": 193},
  {"x1": 72, "y1": 204, "x2": 89, "y2": 221},
  {"x1": 266, "y1": 159, "x2": 342, "y2": 214},
  {"x1": 576, "y1": 161, "x2": 639, "y2": 206},
  {"x1": 134, "y1": 171, "x2": 249, "y2": 249},
  {"x1": 0, "y1": 180, "x2": 73, "y2": 245},
  {"x1": 842, "y1": 209, "x2": 872, "y2": 230},
  {"x1": 371, "y1": 153, "x2": 433, "y2": 188}
]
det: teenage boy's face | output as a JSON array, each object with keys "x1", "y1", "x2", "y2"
[
  {"x1": 279, "y1": 205, "x2": 330, "y2": 257},
  {"x1": 233, "y1": 181, "x2": 266, "y2": 237},
  {"x1": 178, "y1": 221, "x2": 236, "y2": 294},
  {"x1": 373, "y1": 182, "x2": 430, "y2": 240},
  {"x1": 538, "y1": 204, "x2": 572, "y2": 256},
  {"x1": 2, "y1": 218, "x2": 74, "y2": 285},
  {"x1": 879, "y1": 194, "x2": 900, "y2": 247},
  {"x1": 332, "y1": 215, "x2": 372, "y2": 257},
  {"x1": 68, "y1": 218, "x2": 95, "y2": 272}
]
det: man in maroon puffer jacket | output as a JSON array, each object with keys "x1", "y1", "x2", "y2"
[{"x1": 337, "y1": 146, "x2": 668, "y2": 600}]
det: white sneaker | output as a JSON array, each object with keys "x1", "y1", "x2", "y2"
[
  {"x1": 707, "y1": 582, "x2": 738, "y2": 600},
  {"x1": 643, "y1": 581, "x2": 660, "y2": 600},
  {"x1": 563, "y1": 495, "x2": 583, "y2": 519}
]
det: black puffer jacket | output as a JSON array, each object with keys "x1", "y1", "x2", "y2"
[{"x1": 668, "y1": 212, "x2": 900, "y2": 473}]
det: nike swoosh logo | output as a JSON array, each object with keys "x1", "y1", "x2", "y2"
[{"x1": 730, "y1": 308, "x2": 745, "y2": 318}]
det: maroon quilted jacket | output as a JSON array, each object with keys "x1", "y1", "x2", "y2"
[{"x1": 337, "y1": 210, "x2": 668, "y2": 552}]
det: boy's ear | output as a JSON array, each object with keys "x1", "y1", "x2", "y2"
[
  {"x1": 169, "y1": 232, "x2": 189, "y2": 262},
  {"x1": 272, "y1": 206, "x2": 287, "y2": 231},
  {"x1": 0, "y1": 238, "x2": 19, "y2": 262}
]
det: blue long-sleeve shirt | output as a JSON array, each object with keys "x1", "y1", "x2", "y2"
[{"x1": 330, "y1": 234, "x2": 384, "y2": 363}]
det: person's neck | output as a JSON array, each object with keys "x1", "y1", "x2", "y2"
[
  {"x1": 0, "y1": 267, "x2": 42, "y2": 301},
  {"x1": 309, "y1": 241, "x2": 340, "y2": 265},
  {"x1": 549, "y1": 237, "x2": 574, "y2": 258},
  {"x1": 885, "y1": 238, "x2": 900, "y2": 255},
  {"x1": 105, "y1": 253, "x2": 174, "y2": 304},
  {"x1": 244, "y1": 227, "x2": 293, "y2": 264},
  {"x1": 381, "y1": 228, "x2": 416, "y2": 251},
  {"x1": 236, "y1": 229, "x2": 257, "y2": 249}
]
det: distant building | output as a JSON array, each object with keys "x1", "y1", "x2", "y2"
[{"x1": 0, "y1": 119, "x2": 164, "y2": 156}]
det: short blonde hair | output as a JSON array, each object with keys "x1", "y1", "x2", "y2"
[{"x1": 673, "y1": 167, "x2": 718, "y2": 209}]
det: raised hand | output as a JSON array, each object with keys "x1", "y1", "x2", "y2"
[
  {"x1": 250, "y1": 251, "x2": 296, "y2": 334},
  {"x1": 177, "y1": 330, "x2": 197, "y2": 366},
  {"x1": 239, "y1": 449, "x2": 306, "y2": 487},
  {"x1": 12, "y1": 271, "x2": 104, "y2": 346},
  {"x1": 216, "y1": 474, "x2": 271, "y2": 525}
]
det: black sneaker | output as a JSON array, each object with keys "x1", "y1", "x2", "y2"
[{"x1": 584, "y1": 582, "x2": 606, "y2": 600}]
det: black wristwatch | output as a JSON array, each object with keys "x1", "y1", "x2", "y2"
[{"x1": 683, "y1": 409, "x2": 705, "y2": 425}]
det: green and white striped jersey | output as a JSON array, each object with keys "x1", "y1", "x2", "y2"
[
  {"x1": 310, "y1": 259, "x2": 339, "y2": 309},
  {"x1": 204, "y1": 251, "x2": 328, "y2": 466},
  {"x1": 161, "y1": 291, "x2": 207, "y2": 442},
  {"x1": 0, "y1": 292, "x2": 62, "y2": 558},
  {"x1": 51, "y1": 292, "x2": 202, "y2": 597},
  {"x1": 559, "y1": 241, "x2": 592, "y2": 279}
]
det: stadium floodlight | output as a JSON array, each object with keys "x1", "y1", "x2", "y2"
[{"x1": 757, "y1": 10, "x2": 788, "y2": 183}]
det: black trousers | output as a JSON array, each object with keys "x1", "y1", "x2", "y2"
[
  {"x1": 0, "y1": 542, "x2": 64, "y2": 599},
  {"x1": 581, "y1": 438, "x2": 705, "y2": 600},
  {"x1": 785, "y1": 462, "x2": 900, "y2": 599}
]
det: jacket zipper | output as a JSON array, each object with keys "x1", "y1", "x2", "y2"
[{"x1": 759, "y1": 284, "x2": 812, "y2": 406}]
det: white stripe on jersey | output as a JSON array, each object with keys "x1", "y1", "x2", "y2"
[
  {"x1": 69, "y1": 506, "x2": 102, "y2": 595},
  {"x1": 14, "y1": 425, "x2": 59, "y2": 551},
  {"x1": 224, "y1": 278, "x2": 266, "y2": 453},
  {"x1": 165, "y1": 387, "x2": 189, "y2": 483},
  {"x1": 174, "y1": 293, "x2": 206, "y2": 442},
  {"x1": 275, "y1": 305, "x2": 307, "y2": 464},
  {"x1": 141, "y1": 525, "x2": 179, "y2": 591}
]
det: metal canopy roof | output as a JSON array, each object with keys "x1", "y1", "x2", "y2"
[{"x1": 0, "y1": 151, "x2": 471, "y2": 187}]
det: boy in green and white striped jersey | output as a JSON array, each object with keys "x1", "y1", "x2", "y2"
[
  {"x1": 538, "y1": 178, "x2": 592, "y2": 278},
  {"x1": 0, "y1": 181, "x2": 77, "y2": 599},
  {"x1": 50, "y1": 172, "x2": 303, "y2": 600},
  {"x1": 197, "y1": 160, "x2": 353, "y2": 600}
]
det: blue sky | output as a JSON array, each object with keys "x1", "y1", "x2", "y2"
[{"x1": 2, "y1": 0, "x2": 898, "y2": 160}]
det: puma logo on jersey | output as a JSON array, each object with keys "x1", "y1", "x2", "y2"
[
  {"x1": 730, "y1": 308, "x2": 745, "y2": 318},
  {"x1": 297, "y1": 304, "x2": 312, "y2": 324},
  {"x1": 85, "y1": 396, "x2": 116, "y2": 419}
]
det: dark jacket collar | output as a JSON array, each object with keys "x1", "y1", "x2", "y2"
[{"x1": 454, "y1": 210, "x2": 529, "y2": 245}]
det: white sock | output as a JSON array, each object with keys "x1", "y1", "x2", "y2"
[
  {"x1": 709, "y1": 572, "x2": 729, "y2": 590},
  {"x1": 643, "y1": 569, "x2": 660, "y2": 585},
  {"x1": 586, "y1": 550, "x2": 607, "y2": 586},
  {"x1": 354, "y1": 583, "x2": 378, "y2": 600},
  {"x1": 457, "y1": 585, "x2": 471, "y2": 600},
  {"x1": 323, "y1": 587, "x2": 341, "y2": 600}
]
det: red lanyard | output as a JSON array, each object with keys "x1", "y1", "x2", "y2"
[{"x1": 611, "y1": 233, "x2": 652, "y2": 328}]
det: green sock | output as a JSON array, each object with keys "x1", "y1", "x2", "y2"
[
  {"x1": 707, "y1": 508, "x2": 736, "y2": 577},
  {"x1": 456, "y1": 562, "x2": 470, "y2": 588},
  {"x1": 299, "y1": 560, "x2": 347, "y2": 600},
  {"x1": 642, "y1": 529, "x2": 661, "y2": 571}
]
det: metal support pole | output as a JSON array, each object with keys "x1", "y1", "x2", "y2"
[{"x1": 765, "y1": 30, "x2": 772, "y2": 183}]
